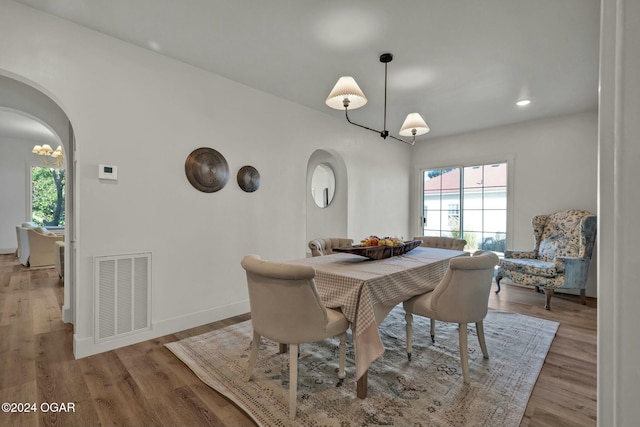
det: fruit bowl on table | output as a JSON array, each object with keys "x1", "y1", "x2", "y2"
[{"x1": 333, "y1": 239, "x2": 422, "y2": 260}]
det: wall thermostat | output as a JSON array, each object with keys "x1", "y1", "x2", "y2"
[{"x1": 99, "y1": 164, "x2": 118, "y2": 180}]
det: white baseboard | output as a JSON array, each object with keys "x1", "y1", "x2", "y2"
[
  {"x1": 151, "y1": 300, "x2": 251, "y2": 336},
  {"x1": 73, "y1": 300, "x2": 250, "y2": 359},
  {"x1": 61, "y1": 305, "x2": 74, "y2": 324}
]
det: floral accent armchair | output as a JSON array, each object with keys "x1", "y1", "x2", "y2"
[{"x1": 495, "y1": 209, "x2": 596, "y2": 310}]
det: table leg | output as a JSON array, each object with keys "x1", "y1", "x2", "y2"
[
  {"x1": 356, "y1": 371, "x2": 368, "y2": 398},
  {"x1": 278, "y1": 343, "x2": 287, "y2": 354}
]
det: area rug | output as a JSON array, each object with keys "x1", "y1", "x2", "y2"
[{"x1": 166, "y1": 306, "x2": 558, "y2": 427}]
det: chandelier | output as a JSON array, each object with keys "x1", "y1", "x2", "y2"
[
  {"x1": 325, "y1": 53, "x2": 430, "y2": 145},
  {"x1": 32, "y1": 144, "x2": 64, "y2": 167}
]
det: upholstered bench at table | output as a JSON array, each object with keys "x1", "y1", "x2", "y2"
[{"x1": 55, "y1": 241, "x2": 65, "y2": 279}]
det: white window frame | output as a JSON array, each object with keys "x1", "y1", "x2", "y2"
[{"x1": 413, "y1": 154, "x2": 514, "y2": 249}]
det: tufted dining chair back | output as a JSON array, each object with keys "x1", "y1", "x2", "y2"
[
  {"x1": 308, "y1": 237, "x2": 353, "y2": 256},
  {"x1": 242, "y1": 254, "x2": 343, "y2": 343},
  {"x1": 240, "y1": 254, "x2": 349, "y2": 419},
  {"x1": 423, "y1": 251, "x2": 499, "y2": 324},
  {"x1": 413, "y1": 236, "x2": 466, "y2": 250},
  {"x1": 403, "y1": 251, "x2": 499, "y2": 384}
]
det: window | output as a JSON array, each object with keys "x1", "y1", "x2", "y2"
[
  {"x1": 447, "y1": 203, "x2": 460, "y2": 222},
  {"x1": 421, "y1": 163, "x2": 507, "y2": 253},
  {"x1": 31, "y1": 166, "x2": 65, "y2": 227}
]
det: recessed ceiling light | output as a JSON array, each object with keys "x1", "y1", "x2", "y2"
[
  {"x1": 148, "y1": 40, "x2": 162, "y2": 52},
  {"x1": 516, "y1": 99, "x2": 532, "y2": 107}
]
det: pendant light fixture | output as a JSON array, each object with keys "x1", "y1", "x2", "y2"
[
  {"x1": 32, "y1": 144, "x2": 64, "y2": 167},
  {"x1": 326, "y1": 53, "x2": 429, "y2": 145}
]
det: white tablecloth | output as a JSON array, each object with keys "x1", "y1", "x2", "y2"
[{"x1": 288, "y1": 246, "x2": 467, "y2": 379}]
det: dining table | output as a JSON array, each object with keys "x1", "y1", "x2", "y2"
[{"x1": 287, "y1": 245, "x2": 468, "y2": 398}]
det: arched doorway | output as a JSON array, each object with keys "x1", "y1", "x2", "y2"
[{"x1": 0, "y1": 73, "x2": 76, "y2": 324}]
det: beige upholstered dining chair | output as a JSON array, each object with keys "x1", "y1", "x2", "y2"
[
  {"x1": 240, "y1": 254, "x2": 349, "y2": 419},
  {"x1": 403, "y1": 250, "x2": 499, "y2": 384},
  {"x1": 413, "y1": 236, "x2": 467, "y2": 250},
  {"x1": 308, "y1": 237, "x2": 353, "y2": 256}
]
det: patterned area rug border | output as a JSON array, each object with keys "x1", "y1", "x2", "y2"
[{"x1": 166, "y1": 307, "x2": 558, "y2": 427}]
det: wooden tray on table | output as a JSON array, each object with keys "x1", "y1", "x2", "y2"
[{"x1": 333, "y1": 240, "x2": 422, "y2": 260}]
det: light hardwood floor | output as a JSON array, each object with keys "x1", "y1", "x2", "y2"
[{"x1": 0, "y1": 253, "x2": 596, "y2": 426}]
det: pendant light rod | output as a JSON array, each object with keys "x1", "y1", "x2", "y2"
[{"x1": 382, "y1": 53, "x2": 390, "y2": 139}]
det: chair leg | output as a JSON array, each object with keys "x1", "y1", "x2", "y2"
[
  {"x1": 245, "y1": 331, "x2": 260, "y2": 381},
  {"x1": 289, "y1": 343, "x2": 299, "y2": 420},
  {"x1": 544, "y1": 288, "x2": 554, "y2": 310},
  {"x1": 405, "y1": 312, "x2": 413, "y2": 360},
  {"x1": 338, "y1": 333, "x2": 346, "y2": 380},
  {"x1": 495, "y1": 275, "x2": 502, "y2": 294},
  {"x1": 459, "y1": 323, "x2": 470, "y2": 384},
  {"x1": 476, "y1": 321, "x2": 489, "y2": 359},
  {"x1": 580, "y1": 288, "x2": 587, "y2": 305}
]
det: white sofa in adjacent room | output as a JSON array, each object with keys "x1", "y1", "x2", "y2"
[
  {"x1": 27, "y1": 227, "x2": 64, "y2": 268},
  {"x1": 16, "y1": 222, "x2": 38, "y2": 266}
]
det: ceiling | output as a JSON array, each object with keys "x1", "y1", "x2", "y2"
[
  {"x1": 7, "y1": 0, "x2": 601, "y2": 143},
  {"x1": 0, "y1": 109, "x2": 58, "y2": 145}
]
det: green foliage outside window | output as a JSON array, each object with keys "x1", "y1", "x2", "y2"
[
  {"x1": 449, "y1": 218, "x2": 478, "y2": 250},
  {"x1": 31, "y1": 166, "x2": 65, "y2": 226}
]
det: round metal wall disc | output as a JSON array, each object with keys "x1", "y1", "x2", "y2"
[
  {"x1": 185, "y1": 147, "x2": 229, "y2": 193},
  {"x1": 237, "y1": 165, "x2": 260, "y2": 192}
]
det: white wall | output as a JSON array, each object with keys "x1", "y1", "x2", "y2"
[
  {"x1": 0, "y1": 137, "x2": 34, "y2": 253},
  {"x1": 345, "y1": 142, "x2": 412, "y2": 240},
  {"x1": 0, "y1": 0, "x2": 411, "y2": 357},
  {"x1": 411, "y1": 111, "x2": 599, "y2": 296}
]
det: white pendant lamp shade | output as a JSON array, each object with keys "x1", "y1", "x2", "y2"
[
  {"x1": 32, "y1": 144, "x2": 54, "y2": 155},
  {"x1": 325, "y1": 76, "x2": 368, "y2": 110},
  {"x1": 399, "y1": 113, "x2": 430, "y2": 136},
  {"x1": 52, "y1": 145, "x2": 63, "y2": 158}
]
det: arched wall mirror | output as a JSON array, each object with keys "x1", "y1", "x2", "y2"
[
  {"x1": 311, "y1": 163, "x2": 335, "y2": 208},
  {"x1": 306, "y1": 149, "x2": 347, "y2": 248}
]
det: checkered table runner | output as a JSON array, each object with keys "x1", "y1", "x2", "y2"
[{"x1": 289, "y1": 247, "x2": 467, "y2": 378}]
